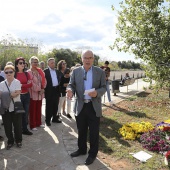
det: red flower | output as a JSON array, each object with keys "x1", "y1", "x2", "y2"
[
  {"x1": 165, "y1": 151, "x2": 170, "y2": 159},
  {"x1": 163, "y1": 127, "x2": 170, "y2": 132}
]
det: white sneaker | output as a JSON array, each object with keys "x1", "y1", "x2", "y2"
[
  {"x1": 32, "y1": 128, "x2": 38, "y2": 131},
  {"x1": 109, "y1": 101, "x2": 114, "y2": 106},
  {"x1": 40, "y1": 124, "x2": 45, "y2": 128}
]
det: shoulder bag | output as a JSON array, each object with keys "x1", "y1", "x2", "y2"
[{"x1": 5, "y1": 81, "x2": 25, "y2": 114}]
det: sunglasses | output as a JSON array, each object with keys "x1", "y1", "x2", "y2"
[
  {"x1": 18, "y1": 62, "x2": 25, "y2": 65},
  {"x1": 5, "y1": 71, "x2": 14, "y2": 74},
  {"x1": 65, "y1": 72, "x2": 70, "y2": 74},
  {"x1": 32, "y1": 62, "x2": 38, "y2": 64}
]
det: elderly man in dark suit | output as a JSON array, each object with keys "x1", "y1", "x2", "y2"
[
  {"x1": 44, "y1": 58, "x2": 62, "y2": 126},
  {"x1": 67, "y1": 50, "x2": 106, "y2": 165}
]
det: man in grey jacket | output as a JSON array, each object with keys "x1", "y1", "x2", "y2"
[{"x1": 67, "y1": 50, "x2": 106, "y2": 165}]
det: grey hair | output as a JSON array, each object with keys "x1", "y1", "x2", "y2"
[
  {"x1": 81, "y1": 50, "x2": 94, "y2": 58},
  {"x1": 29, "y1": 56, "x2": 39, "y2": 64},
  {"x1": 47, "y1": 58, "x2": 55, "y2": 63}
]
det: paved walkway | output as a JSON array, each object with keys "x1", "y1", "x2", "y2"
[{"x1": 0, "y1": 79, "x2": 150, "y2": 170}]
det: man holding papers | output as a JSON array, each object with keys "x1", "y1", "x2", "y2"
[{"x1": 67, "y1": 50, "x2": 106, "y2": 165}]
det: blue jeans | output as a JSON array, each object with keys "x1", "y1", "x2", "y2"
[
  {"x1": 106, "y1": 81, "x2": 111, "y2": 102},
  {"x1": 20, "y1": 93, "x2": 30, "y2": 131}
]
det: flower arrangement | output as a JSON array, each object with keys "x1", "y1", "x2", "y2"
[
  {"x1": 140, "y1": 129, "x2": 170, "y2": 152},
  {"x1": 156, "y1": 119, "x2": 170, "y2": 130},
  {"x1": 119, "y1": 121, "x2": 154, "y2": 140}
]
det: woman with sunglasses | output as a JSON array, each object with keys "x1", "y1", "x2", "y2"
[
  {"x1": 28, "y1": 56, "x2": 46, "y2": 131},
  {"x1": 0, "y1": 65, "x2": 22, "y2": 149},
  {"x1": 14, "y1": 57, "x2": 33, "y2": 135},
  {"x1": 57, "y1": 60, "x2": 67, "y2": 116}
]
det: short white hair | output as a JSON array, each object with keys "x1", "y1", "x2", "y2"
[
  {"x1": 81, "y1": 50, "x2": 94, "y2": 58},
  {"x1": 29, "y1": 56, "x2": 39, "y2": 64}
]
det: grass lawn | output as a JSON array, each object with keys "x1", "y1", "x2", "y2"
[{"x1": 98, "y1": 89, "x2": 170, "y2": 170}]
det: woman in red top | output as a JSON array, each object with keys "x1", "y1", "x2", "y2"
[{"x1": 15, "y1": 57, "x2": 33, "y2": 135}]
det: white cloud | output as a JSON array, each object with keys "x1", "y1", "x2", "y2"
[{"x1": 0, "y1": 0, "x2": 137, "y2": 61}]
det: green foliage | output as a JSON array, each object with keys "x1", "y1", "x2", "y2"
[
  {"x1": 47, "y1": 48, "x2": 100, "y2": 68},
  {"x1": 111, "y1": 0, "x2": 170, "y2": 89},
  {"x1": 0, "y1": 35, "x2": 39, "y2": 68}
]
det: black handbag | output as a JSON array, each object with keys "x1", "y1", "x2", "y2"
[{"x1": 5, "y1": 81, "x2": 25, "y2": 114}]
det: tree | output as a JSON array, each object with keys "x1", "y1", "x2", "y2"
[
  {"x1": 0, "y1": 34, "x2": 41, "y2": 68},
  {"x1": 111, "y1": 0, "x2": 170, "y2": 89}
]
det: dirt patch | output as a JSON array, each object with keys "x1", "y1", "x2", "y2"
[{"x1": 98, "y1": 151, "x2": 133, "y2": 170}]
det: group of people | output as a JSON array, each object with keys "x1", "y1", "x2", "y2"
[
  {"x1": 0, "y1": 50, "x2": 107, "y2": 165},
  {"x1": 0, "y1": 57, "x2": 72, "y2": 150}
]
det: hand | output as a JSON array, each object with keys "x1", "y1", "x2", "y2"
[
  {"x1": 88, "y1": 90, "x2": 97, "y2": 98},
  {"x1": 63, "y1": 83, "x2": 68, "y2": 87},
  {"x1": 66, "y1": 88, "x2": 73, "y2": 99},
  {"x1": 39, "y1": 89, "x2": 44, "y2": 95}
]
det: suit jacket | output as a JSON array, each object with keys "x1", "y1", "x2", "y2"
[
  {"x1": 68, "y1": 66, "x2": 106, "y2": 117},
  {"x1": 44, "y1": 68, "x2": 61, "y2": 98}
]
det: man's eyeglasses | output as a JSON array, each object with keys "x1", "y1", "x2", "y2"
[
  {"x1": 18, "y1": 62, "x2": 25, "y2": 65},
  {"x1": 84, "y1": 72, "x2": 87, "y2": 80},
  {"x1": 5, "y1": 71, "x2": 14, "y2": 74},
  {"x1": 32, "y1": 62, "x2": 38, "y2": 64}
]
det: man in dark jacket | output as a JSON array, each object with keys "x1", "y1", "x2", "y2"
[{"x1": 44, "y1": 58, "x2": 62, "y2": 126}]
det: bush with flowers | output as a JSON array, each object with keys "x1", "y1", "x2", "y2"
[
  {"x1": 119, "y1": 121, "x2": 154, "y2": 140},
  {"x1": 156, "y1": 119, "x2": 170, "y2": 130},
  {"x1": 140, "y1": 129, "x2": 170, "y2": 152}
]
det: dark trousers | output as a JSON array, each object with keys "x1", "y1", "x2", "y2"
[
  {"x1": 45, "y1": 87, "x2": 60, "y2": 123},
  {"x1": 20, "y1": 93, "x2": 30, "y2": 131},
  {"x1": 2, "y1": 111, "x2": 22, "y2": 144},
  {"x1": 75, "y1": 102, "x2": 100, "y2": 158}
]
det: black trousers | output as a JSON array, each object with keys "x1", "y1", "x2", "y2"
[
  {"x1": 2, "y1": 111, "x2": 22, "y2": 144},
  {"x1": 45, "y1": 87, "x2": 60, "y2": 123},
  {"x1": 75, "y1": 102, "x2": 100, "y2": 158}
]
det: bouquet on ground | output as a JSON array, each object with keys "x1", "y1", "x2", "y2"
[
  {"x1": 119, "y1": 121, "x2": 154, "y2": 140},
  {"x1": 140, "y1": 129, "x2": 170, "y2": 152}
]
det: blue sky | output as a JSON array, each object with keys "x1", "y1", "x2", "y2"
[{"x1": 0, "y1": 0, "x2": 138, "y2": 62}]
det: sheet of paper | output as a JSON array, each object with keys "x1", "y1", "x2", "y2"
[
  {"x1": 84, "y1": 88, "x2": 95, "y2": 95},
  {"x1": 132, "y1": 151, "x2": 152, "y2": 162}
]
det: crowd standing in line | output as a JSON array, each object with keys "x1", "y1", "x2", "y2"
[
  {"x1": 0, "y1": 52, "x2": 107, "y2": 166},
  {"x1": 67, "y1": 50, "x2": 106, "y2": 165}
]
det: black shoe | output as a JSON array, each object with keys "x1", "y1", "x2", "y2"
[
  {"x1": 52, "y1": 119, "x2": 62, "y2": 123},
  {"x1": 70, "y1": 150, "x2": 86, "y2": 157},
  {"x1": 6, "y1": 143, "x2": 14, "y2": 150},
  {"x1": 22, "y1": 130, "x2": 33, "y2": 135},
  {"x1": 66, "y1": 113, "x2": 72, "y2": 119},
  {"x1": 46, "y1": 122, "x2": 51, "y2": 126},
  {"x1": 16, "y1": 142, "x2": 22, "y2": 148},
  {"x1": 85, "y1": 156, "x2": 96, "y2": 165}
]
